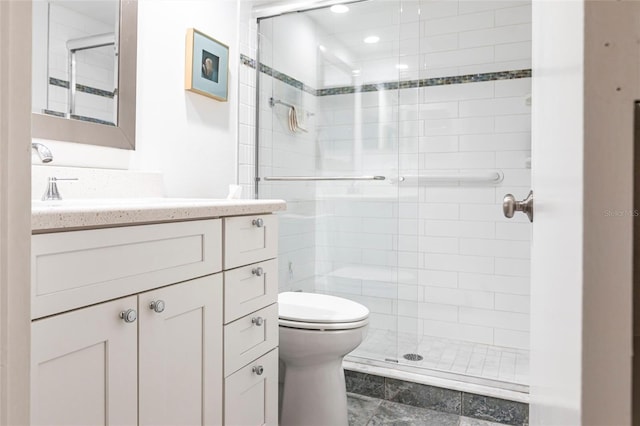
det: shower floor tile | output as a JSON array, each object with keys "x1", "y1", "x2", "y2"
[{"x1": 350, "y1": 330, "x2": 529, "y2": 386}]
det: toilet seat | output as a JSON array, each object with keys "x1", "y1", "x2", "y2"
[
  {"x1": 278, "y1": 292, "x2": 369, "y2": 331},
  {"x1": 279, "y1": 318, "x2": 369, "y2": 331}
]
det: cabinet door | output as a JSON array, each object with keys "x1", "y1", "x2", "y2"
[
  {"x1": 31, "y1": 296, "x2": 138, "y2": 426},
  {"x1": 139, "y1": 274, "x2": 223, "y2": 426},
  {"x1": 225, "y1": 348, "x2": 278, "y2": 426}
]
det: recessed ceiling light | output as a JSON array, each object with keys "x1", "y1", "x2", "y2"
[
  {"x1": 352, "y1": 69, "x2": 361, "y2": 75},
  {"x1": 396, "y1": 64, "x2": 408, "y2": 70},
  {"x1": 330, "y1": 4, "x2": 349, "y2": 13},
  {"x1": 318, "y1": 45, "x2": 326, "y2": 52},
  {"x1": 364, "y1": 36, "x2": 380, "y2": 44}
]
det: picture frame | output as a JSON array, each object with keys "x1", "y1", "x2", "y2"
[{"x1": 185, "y1": 28, "x2": 229, "y2": 102}]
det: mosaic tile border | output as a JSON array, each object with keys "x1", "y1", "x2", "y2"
[
  {"x1": 42, "y1": 108, "x2": 115, "y2": 127},
  {"x1": 240, "y1": 53, "x2": 256, "y2": 69},
  {"x1": 240, "y1": 53, "x2": 316, "y2": 96},
  {"x1": 49, "y1": 77, "x2": 116, "y2": 99},
  {"x1": 345, "y1": 370, "x2": 529, "y2": 426},
  {"x1": 317, "y1": 69, "x2": 532, "y2": 96},
  {"x1": 240, "y1": 53, "x2": 531, "y2": 96}
]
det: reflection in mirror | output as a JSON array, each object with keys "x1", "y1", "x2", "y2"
[
  {"x1": 32, "y1": 0, "x2": 137, "y2": 150},
  {"x1": 33, "y1": 1, "x2": 119, "y2": 125}
]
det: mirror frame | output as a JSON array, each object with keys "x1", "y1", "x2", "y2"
[{"x1": 31, "y1": 0, "x2": 138, "y2": 150}]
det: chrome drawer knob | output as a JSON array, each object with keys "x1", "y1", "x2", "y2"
[
  {"x1": 252, "y1": 365, "x2": 264, "y2": 375},
  {"x1": 252, "y1": 218, "x2": 264, "y2": 227},
  {"x1": 252, "y1": 267, "x2": 264, "y2": 276},
  {"x1": 252, "y1": 316, "x2": 264, "y2": 326},
  {"x1": 149, "y1": 300, "x2": 165, "y2": 313},
  {"x1": 119, "y1": 309, "x2": 137, "y2": 323}
]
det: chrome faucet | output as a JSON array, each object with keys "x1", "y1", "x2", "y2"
[
  {"x1": 32, "y1": 142, "x2": 53, "y2": 163},
  {"x1": 42, "y1": 177, "x2": 78, "y2": 201}
]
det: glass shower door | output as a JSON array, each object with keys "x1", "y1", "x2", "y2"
[{"x1": 256, "y1": 0, "x2": 405, "y2": 367}]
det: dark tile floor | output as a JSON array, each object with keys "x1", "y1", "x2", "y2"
[{"x1": 348, "y1": 393, "x2": 504, "y2": 426}]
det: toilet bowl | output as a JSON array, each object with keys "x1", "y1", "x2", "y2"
[{"x1": 278, "y1": 292, "x2": 369, "y2": 426}]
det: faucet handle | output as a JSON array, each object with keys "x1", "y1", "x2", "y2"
[{"x1": 42, "y1": 177, "x2": 78, "y2": 201}]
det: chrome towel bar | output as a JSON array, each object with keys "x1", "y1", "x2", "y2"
[{"x1": 261, "y1": 176, "x2": 386, "y2": 181}]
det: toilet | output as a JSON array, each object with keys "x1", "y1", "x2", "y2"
[{"x1": 278, "y1": 292, "x2": 369, "y2": 426}]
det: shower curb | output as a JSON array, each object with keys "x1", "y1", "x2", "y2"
[{"x1": 344, "y1": 370, "x2": 529, "y2": 426}]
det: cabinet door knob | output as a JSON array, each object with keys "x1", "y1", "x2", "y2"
[
  {"x1": 149, "y1": 300, "x2": 165, "y2": 313},
  {"x1": 252, "y1": 218, "x2": 264, "y2": 227},
  {"x1": 252, "y1": 267, "x2": 264, "y2": 276},
  {"x1": 251, "y1": 316, "x2": 264, "y2": 326},
  {"x1": 252, "y1": 365, "x2": 264, "y2": 375},
  {"x1": 119, "y1": 309, "x2": 137, "y2": 323}
]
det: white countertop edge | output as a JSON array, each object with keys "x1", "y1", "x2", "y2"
[{"x1": 32, "y1": 199, "x2": 286, "y2": 232}]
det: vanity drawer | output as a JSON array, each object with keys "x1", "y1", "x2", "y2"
[
  {"x1": 223, "y1": 214, "x2": 277, "y2": 269},
  {"x1": 224, "y1": 348, "x2": 278, "y2": 426},
  {"x1": 31, "y1": 219, "x2": 222, "y2": 319},
  {"x1": 224, "y1": 303, "x2": 278, "y2": 377},
  {"x1": 224, "y1": 259, "x2": 278, "y2": 324}
]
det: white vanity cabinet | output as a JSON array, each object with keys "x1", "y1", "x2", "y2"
[{"x1": 30, "y1": 209, "x2": 282, "y2": 426}]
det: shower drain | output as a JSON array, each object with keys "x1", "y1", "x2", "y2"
[{"x1": 402, "y1": 353, "x2": 424, "y2": 362}]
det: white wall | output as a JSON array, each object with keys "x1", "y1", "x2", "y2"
[
  {"x1": 34, "y1": 0, "x2": 241, "y2": 199},
  {"x1": 129, "y1": 0, "x2": 239, "y2": 198}
]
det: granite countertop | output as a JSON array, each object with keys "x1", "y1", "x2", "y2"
[{"x1": 32, "y1": 198, "x2": 286, "y2": 233}]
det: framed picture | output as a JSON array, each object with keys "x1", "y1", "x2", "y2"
[{"x1": 185, "y1": 28, "x2": 229, "y2": 101}]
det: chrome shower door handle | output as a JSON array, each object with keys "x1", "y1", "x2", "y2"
[{"x1": 503, "y1": 190, "x2": 534, "y2": 222}]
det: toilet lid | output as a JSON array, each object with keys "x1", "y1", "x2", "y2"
[{"x1": 278, "y1": 292, "x2": 369, "y2": 324}]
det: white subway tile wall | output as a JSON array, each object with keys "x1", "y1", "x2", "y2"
[{"x1": 239, "y1": 0, "x2": 531, "y2": 385}]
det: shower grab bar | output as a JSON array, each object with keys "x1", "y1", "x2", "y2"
[
  {"x1": 261, "y1": 175, "x2": 386, "y2": 181},
  {"x1": 396, "y1": 170, "x2": 504, "y2": 184}
]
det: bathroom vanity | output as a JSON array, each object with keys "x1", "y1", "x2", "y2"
[{"x1": 30, "y1": 199, "x2": 284, "y2": 425}]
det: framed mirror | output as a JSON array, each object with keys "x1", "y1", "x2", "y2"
[{"x1": 31, "y1": 0, "x2": 137, "y2": 150}]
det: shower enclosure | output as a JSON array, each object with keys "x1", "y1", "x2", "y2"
[{"x1": 253, "y1": 0, "x2": 532, "y2": 393}]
